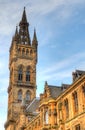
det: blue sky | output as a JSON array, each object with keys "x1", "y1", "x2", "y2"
[{"x1": 1, "y1": 0, "x2": 85, "y2": 129}]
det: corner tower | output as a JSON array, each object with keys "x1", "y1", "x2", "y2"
[{"x1": 5, "y1": 8, "x2": 38, "y2": 129}]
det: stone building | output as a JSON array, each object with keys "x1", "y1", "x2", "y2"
[{"x1": 5, "y1": 8, "x2": 85, "y2": 130}]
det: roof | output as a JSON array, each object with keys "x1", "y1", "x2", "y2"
[
  {"x1": 72, "y1": 70, "x2": 85, "y2": 82},
  {"x1": 26, "y1": 98, "x2": 40, "y2": 113},
  {"x1": 48, "y1": 85, "x2": 63, "y2": 98}
]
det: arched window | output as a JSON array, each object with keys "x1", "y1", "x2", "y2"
[
  {"x1": 26, "y1": 49, "x2": 29, "y2": 55},
  {"x1": 44, "y1": 110, "x2": 48, "y2": 124},
  {"x1": 26, "y1": 91, "x2": 30, "y2": 101},
  {"x1": 72, "y1": 91, "x2": 78, "y2": 112},
  {"x1": 64, "y1": 99, "x2": 69, "y2": 119},
  {"x1": 82, "y1": 85, "x2": 85, "y2": 95},
  {"x1": 18, "y1": 90, "x2": 22, "y2": 101},
  {"x1": 26, "y1": 67, "x2": 30, "y2": 82},
  {"x1": 22, "y1": 48, "x2": 25, "y2": 55},
  {"x1": 18, "y1": 48, "x2": 21, "y2": 54},
  {"x1": 18, "y1": 66, "x2": 23, "y2": 81}
]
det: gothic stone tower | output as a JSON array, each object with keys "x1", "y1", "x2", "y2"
[{"x1": 5, "y1": 8, "x2": 38, "y2": 130}]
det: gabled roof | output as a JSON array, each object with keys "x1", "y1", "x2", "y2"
[
  {"x1": 48, "y1": 85, "x2": 63, "y2": 98},
  {"x1": 72, "y1": 70, "x2": 85, "y2": 82}
]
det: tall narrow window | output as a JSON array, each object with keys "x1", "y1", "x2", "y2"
[
  {"x1": 18, "y1": 66, "x2": 23, "y2": 81},
  {"x1": 64, "y1": 99, "x2": 69, "y2": 119},
  {"x1": 26, "y1": 49, "x2": 29, "y2": 55},
  {"x1": 26, "y1": 71, "x2": 30, "y2": 82},
  {"x1": 44, "y1": 110, "x2": 48, "y2": 124},
  {"x1": 22, "y1": 48, "x2": 25, "y2": 55},
  {"x1": 18, "y1": 90, "x2": 22, "y2": 101},
  {"x1": 82, "y1": 85, "x2": 85, "y2": 96},
  {"x1": 26, "y1": 91, "x2": 30, "y2": 101},
  {"x1": 75, "y1": 124, "x2": 80, "y2": 130},
  {"x1": 73, "y1": 91, "x2": 78, "y2": 112},
  {"x1": 18, "y1": 48, "x2": 21, "y2": 54}
]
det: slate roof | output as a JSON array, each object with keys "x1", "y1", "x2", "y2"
[
  {"x1": 48, "y1": 85, "x2": 63, "y2": 98},
  {"x1": 48, "y1": 84, "x2": 70, "y2": 98},
  {"x1": 26, "y1": 98, "x2": 40, "y2": 113},
  {"x1": 72, "y1": 70, "x2": 85, "y2": 82}
]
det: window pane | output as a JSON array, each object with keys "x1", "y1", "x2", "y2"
[
  {"x1": 18, "y1": 69, "x2": 23, "y2": 81},
  {"x1": 18, "y1": 90, "x2": 22, "y2": 101},
  {"x1": 26, "y1": 91, "x2": 30, "y2": 101},
  {"x1": 26, "y1": 71, "x2": 30, "y2": 81}
]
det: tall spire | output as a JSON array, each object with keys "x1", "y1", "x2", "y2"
[
  {"x1": 19, "y1": 7, "x2": 31, "y2": 45},
  {"x1": 20, "y1": 7, "x2": 28, "y2": 25},
  {"x1": 32, "y1": 28, "x2": 38, "y2": 47},
  {"x1": 12, "y1": 26, "x2": 19, "y2": 43}
]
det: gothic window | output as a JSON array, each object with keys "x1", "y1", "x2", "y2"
[
  {"x1": 22, "y1": 48, "x2": 25, "y2": 55},
  {"x1": 18, "y1": 66, "x2": 23, "y2": 81},
  {"x1": 72, "y1": 91, "x2": 78, "y2": 112},
  {"x1": 30, "y1": 50, "x2": 33, "y2": 55},
  {"x1": 64, "y1": 99, "x2": 69, "y2": 119},
  {"x1": 38, "y1": 119, "x2": 40, "y2": 126},
  {"x1": 26, "y1": 91, "x2": 30, "y2": 101},
  {"x1": 82, "y1": 85, "x2": 85, "y2": 95},
  {"x1": 26, "y1": 67, "x2": 30, "y2": 82},
  {"x1": 44, "y1": 110, "x2": 48, "y2": 124},
  {"x1": 18, "y1": 48, "x2": 21, "y2": 54},
  {"x1": 75, "y1": 124, "x2": 80, "y2": 130},
  {"x1": 26, "y1": 49, "x2": 29, "y2": 55},
  {"x1": 18, "y1": 90, "x2": 22, "y2": 101}
]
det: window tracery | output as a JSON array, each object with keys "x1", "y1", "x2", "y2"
[
  {"x1": 18, "y1": 90, "x2": 22, "y2": 101},
  {"x1": 26, "y1": 91, "x2": 30, "y2": 101},
  {"x1": 64, "y1": 98, "x2": 69, "y2": 119}
]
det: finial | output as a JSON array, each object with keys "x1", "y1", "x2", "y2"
[
  {"x1": 24, "y1": 6, "x2": 26, "y2": 10},
  {"x1": 34, "y1": 27, "x2": 36, "y2": 33},
  {"x1": 33, "y1": 28, "x2": 37, "y2": 41},
  {"x1": 45, "y1": 81, "x2": 48, "y2": 86},
  {"x1": 15, "y1": 26, "x2": 18, "y2": 35}
]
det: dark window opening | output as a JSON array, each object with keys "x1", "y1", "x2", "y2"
[
  {"x1": 18, "y1": 69, "x2": 23, "y2": 81},
  {"x1": 75, "y1": 124, "x2": 80, "y2": 130},
  {"x1": 26, "y1": 71, "x2": 30, "y2": 82},
  {"x1": 18, "y1": 90, "x2": 22, "y2": 101},
  {"x1": 26, "y1": 91, "x2": 30, "y2": 101}
]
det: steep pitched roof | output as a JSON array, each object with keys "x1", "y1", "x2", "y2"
[
  {"x1": 72, "y1": 70, "x2": 85, "y2": 82},
  {"x1": 48, "y1": 85, "x2": 63, "y2": 98},
  {"x1": 26, "y1": 98, "x2": 40, "y2": 114}
]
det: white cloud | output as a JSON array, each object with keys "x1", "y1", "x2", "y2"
[
  {"x1": 0, "y1": 0, "x2": 84, "y2": 36},
  {"x1": 37, "y1": 52, "x2": 85, "y2": 82}
]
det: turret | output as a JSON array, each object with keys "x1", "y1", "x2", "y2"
[{"x1": 32, "y1": 29, "x2": 38, "y2": 48}]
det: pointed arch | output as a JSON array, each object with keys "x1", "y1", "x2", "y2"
[
  {"x1": 26, "y1": 66, "x2": 31, "y2": 82},
  {"x1": 44, "y1": 110, "x2": 48, "y2": 124},
  {"x1": 26, "y1": 49, "x2": 29, "y2": 55},
  {"x1": 64, "y1": 98, "x2": 69, "y2": 119},
  {"x1": 22, "y1": 48, "x2": 25, "y2": 55},
  {"x1": 26, "y1": 90, "x2": 31, "y2": 101},
  {"x1": 18, "y1": 89, "x2": 22, "y2": 101},
  {"x1": 72, "y1": 91, "x2": 78, "y2": 112},
  {"x1": 18, "y1": 65, "x2": 23, "y2": 81}
]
